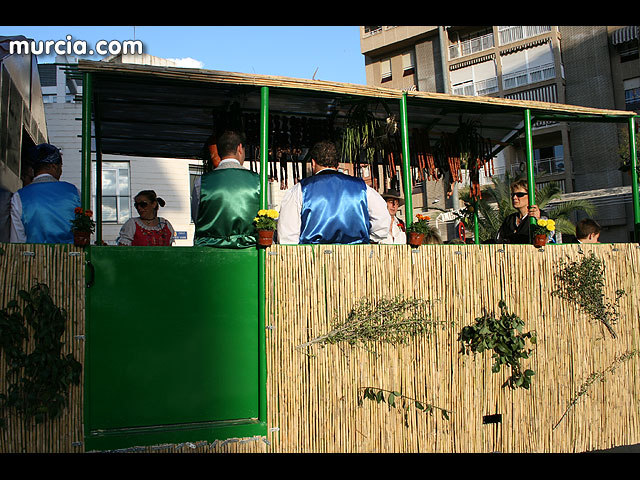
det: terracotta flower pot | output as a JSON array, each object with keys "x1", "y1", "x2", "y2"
[
  {"x1": 257, "y1": 229, "x2": 274, "y2": 247},
  {"x1": 74, "y1": 230, "x2": 91, "y2": 247},
  {"x1": 533, "y1": 234, "x2": 547, "y2": 248},
  {"x1": 407, "y1": 232, "x2": 425, "y2": 247}
]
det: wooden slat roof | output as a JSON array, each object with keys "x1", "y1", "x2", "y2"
[{"x1": 76, "y1": 60, "x2": 636, "y2": 160}]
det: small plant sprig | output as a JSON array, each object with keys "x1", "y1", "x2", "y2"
[
  {"x1": 296, "y1": 296, "x2": 446, "y2": 352},
  {"x1": 253, "y1": 209, "x2": 279, "y2": 231},
  {"x1": 551, "y1": 252, "x2": 625, "y2": 339},
  {"x1": 553, "y1": 349, "x2": 640, "y2": 430},
  {"x1": 406, "y1": 214, "x2": 433, "y2": 234},
  {"x1": 358, "y1": 387, "x2": 450, "y2": 427},
  {"x1": 70, "y1": 207, "x2": 95, "y2": 233},
  {"x1": 458, "y1": 300, "x2": 537, "y2": 390}
]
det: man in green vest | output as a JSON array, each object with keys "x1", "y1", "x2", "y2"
[{"x1": 191, "y1": 131, "x2": 260, "y2": 248}]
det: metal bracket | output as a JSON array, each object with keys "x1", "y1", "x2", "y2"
[
  {"x1": 324, "y1": 249, "x2": 332, "y2": 255},
  {"x1": 22, "y1": 251, "x2": 35, "y2": 257},
  {"x1": 69, "y1": 251, "x2": 83, "y2": 257}
]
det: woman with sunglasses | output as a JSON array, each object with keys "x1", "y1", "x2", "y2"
[
  {"x1": 117, "y1": 190, "x2": 175, "y2": 246},
  {"x1": 496, "y1": 179, "x2": 549, "y2": 244}
]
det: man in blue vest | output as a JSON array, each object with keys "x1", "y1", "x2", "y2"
[
  {"x1": 277, "y1": 140, "x2": 390, "y2": 244},
  {"x1": 10, "y1": 143, "x2": 80, "y2": 244}
]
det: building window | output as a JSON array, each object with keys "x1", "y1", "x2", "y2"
[
  {"x1": 624, "y1": 78, "x2": 640, "y2": 112},
  {"x1": 364, "y1": 26, "x2": 383, "y2": 36},
  {"x1": 381, "y1": 58, "x2": 392, "y2": 83},
  {"x1": 402, "y1": 51, "x2": 415, "y2": 76},
  {"x1": 92, "y1": 161, "x2": 131, "y2": 223},
  {"x1": 534, "y1": 145, "x2": 564, "y2": 176}
]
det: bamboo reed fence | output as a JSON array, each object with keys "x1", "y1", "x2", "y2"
[
  {"x1": 1, "y1": 242, "x2": 639, "y2": 453},
  {"x1": 263, "y1": 242, "x2": 640, "y2": 453}
]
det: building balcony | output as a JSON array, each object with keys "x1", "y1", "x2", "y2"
[
  {"x1": 498, "y1": 26, "x2": 552, "y2": 46},
  {"x1": 452, "y1": 76, "x2": 499, "y2": 97},
  {"x1": 448, "y1": 32, "x2": 495, "y2": 60},
  {"x1": 502, "y1": 63, "x2": 556, "y2": 90}
]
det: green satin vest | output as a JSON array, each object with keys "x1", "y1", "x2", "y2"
[{"x1": 195, "y1": 168, "x2": 260, "y2": 248}]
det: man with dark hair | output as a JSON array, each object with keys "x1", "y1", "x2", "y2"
[
  {"x1": 277, "y1": 140, "x2": 390, "y2": 244},
  {"x1": 191, "y1": 130, "x2": 260, "y2": 248},
  {"x1": 10, "y1": 143, "x2": 80, "y2": 244},
  {"x1": 576, "y1": 218, "x2": 601, "y2": 243}
]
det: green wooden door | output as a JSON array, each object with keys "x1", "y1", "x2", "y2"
[{"x1": 84, "y1": 246, "x2": 265, "y2": 451}]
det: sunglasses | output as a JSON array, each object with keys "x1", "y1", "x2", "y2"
[
  {"x1": 511, "y1": 192, "x2": 527, "y2": 198},
  {"x1": 134, "y1": 201, "x2": 150, "y2": 209}
]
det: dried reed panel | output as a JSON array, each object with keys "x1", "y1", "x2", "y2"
[
  {"x1": 0, "y1": 243, "x2": 85, "y2": 453},
  {"x1": 264, "y1": 242, "x2": 640, "y2": 453}
]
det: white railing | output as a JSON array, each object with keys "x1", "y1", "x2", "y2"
[
  {"x1": 451, "y1": 77, "x2": 499, "y2": 96},
  {"x1": 502, "y1": 62, "x2": 556, "y2": 90},
  {"x1": 535, "y1": 156, "x2": 565, "y2": 176},
  {"x1": 498, "y1": 26, "x2": 552, "y2": 45},
  {"x1": 449, "y1": 32, "x2": 495, "y2": 60}
]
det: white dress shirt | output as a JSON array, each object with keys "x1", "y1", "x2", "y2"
[
  {"x1": 380, "y1": 216, "x2": 407, "y2": 245},
  {"x1": 277, "y1": 168, "x2": 391, "y2": 244}
]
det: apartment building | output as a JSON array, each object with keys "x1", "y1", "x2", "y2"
[
  {"x1": 361, "y1": 26, "x2": 640, "y2": 242},
  {"x1": 38, "y1": 54, "x2": 203, "y2": 246}
]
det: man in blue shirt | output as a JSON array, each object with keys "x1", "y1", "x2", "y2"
[{"x1": 10, "y1": 143, "x2": 80, "y2": 244}]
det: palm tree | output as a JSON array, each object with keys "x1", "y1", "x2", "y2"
[{"x1": 460, "y1": 173, "x2": 597, "y2": 242}]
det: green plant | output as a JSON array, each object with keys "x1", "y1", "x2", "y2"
[
  {"x1": 296, "y1": 295, "x2": 446, "y2": 352},
  {"x1": 458, "y1": 300, "x2": 537, "y2": 390},
  {"x1": 70, "y1": 207, "x2": 95, "y2": 233},
  {"x1": 0, "y1": 283, "x2": 82, "y2": 427},
  {"x1": 551, "y1": 252, "x2": 625, "y2": 339},
  {"x1": 358, "y1": 387, "x2": 450, "y2": 426},
  {"x1": 253, "y1": 209, "x2": 279, "y2": 231},
  {"x1": 406, "y1": 214, "x2": 433, "y2": 234}
]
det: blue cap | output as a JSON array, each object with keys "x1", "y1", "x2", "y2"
[{"x1": 29, "y1": 143, "x2": 62, "y2": 164}]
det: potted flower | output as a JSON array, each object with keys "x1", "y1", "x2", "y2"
[
  {"x1": 253, "y1": 209, "x2": 279, "y2": 247},
  {"x1": 70, "y1": 207, "x2": 95, "y2": 247},
  {"x1": 406, "y1": 214, "x2": 432, "y2": 247},
  {"x1": 531, "y1": 218, "x2": 555, "y2": 248}
]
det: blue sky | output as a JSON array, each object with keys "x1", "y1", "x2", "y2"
[{"x1": 1, "y1": 26, "x2": 367, "y2": 85}]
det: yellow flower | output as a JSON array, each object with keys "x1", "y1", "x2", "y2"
[
  {"x1": 537, "y1": 219, "x2": 547, "y2": 227},
  {"x1": 267, "y1": 209, "x2": 279, "y2": 219},
  {"x1": 258, "y1": 209, "x2": 268, "y2": 216},
  {"x1": 546, "y1": 220, "x2": 556, "y2": 231}
]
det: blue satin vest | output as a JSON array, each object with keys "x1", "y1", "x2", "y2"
[
  {"x1": 299, "y1": 170, "x2": 369, "y2": 244},
  {"x1": 19, "y1": 180, "x2": 80, "y2": 244}
]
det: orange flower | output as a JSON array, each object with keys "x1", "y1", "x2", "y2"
[
  {"x1": 75, "y1": 207, "x2": 83, "y2": 214},
  {"x1": 85, "y1": 210, "x2": 93, "y2": 217},
  {"x1": 416, "y1": 214, "x2": 431, "y2": 221}
]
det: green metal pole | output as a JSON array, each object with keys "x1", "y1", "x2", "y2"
[
  {"x1": 81, "y1": 72, "x2": 92, "y2": 210},
  {"x1": 629, "y1": 116, "x2": 640, "y2": 242},
  {"x1": 257, "y1": 86, "x2": 269, "y2": 425},
  {"x1": 523, "y1": 109, "x2": 537, "y2": 229},
  {"x1": 399, "y1": 92, "x2": 413, "y2": 227}
]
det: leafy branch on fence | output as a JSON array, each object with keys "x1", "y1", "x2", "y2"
[
  {"x1": 296, "y1": 295, "x2": 447, "y2": 352},
  {"x1": 458, "y1": 300, "x2": 537, "y2": 390},
  {"x1": 358, "y1": 386, "x2": 450, "y2": 427},
  {"x1": 553, "y1": 349, "x2": 640, "y2": 430},
  {"x1": 551, "y1": 252, "x2": 625, "y2": 339},
  {"x1": 0, "y1": 283, "x2": 82, "y2": 427}
]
